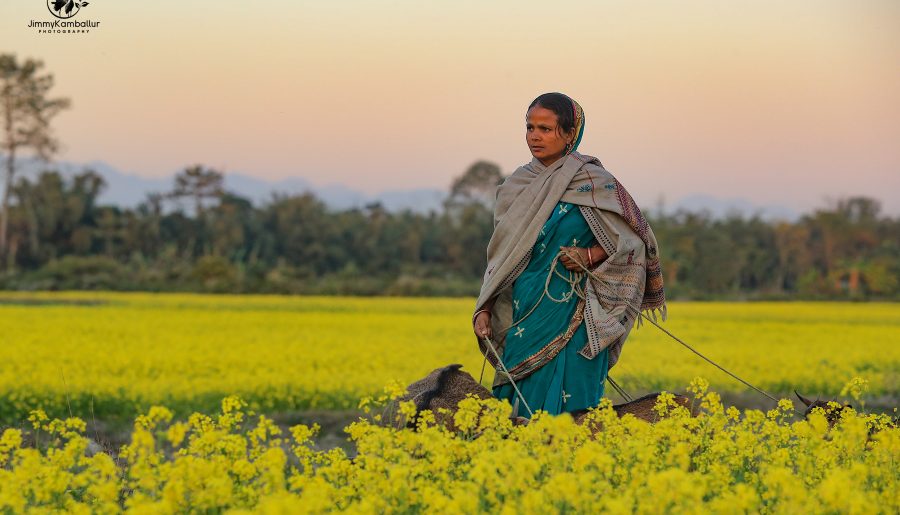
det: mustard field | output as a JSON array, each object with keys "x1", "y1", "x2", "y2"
[
  {"x1": 0, "y1": 384, "x2": 898, "y2": 513},
  {"x1": 1, "y1": 292, "x2": 899, "y2": 513},
  {"x1": 0, "y1": 291, "x2": 898, "y2": 423}
]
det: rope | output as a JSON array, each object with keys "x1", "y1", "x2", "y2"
[
  {"x1": 478, "y1": 251, "x2": 587, "y2": 384},
  {"x1": 607, "y1": 375, "x2": 633, "y2": 402},
  {"x1": 477, "y1": 247, "x2": 781, "y2": 406},
  {"x1": 567, "y1": 248, "x2": 781, "y2": 404},
  {"x1": 632, "y1": 308, "x2": 781, "y2": 403},
  {"x1": 480, "y1": 334, "x2": 534, "y2": 418}
]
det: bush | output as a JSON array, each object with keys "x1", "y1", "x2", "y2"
[{"x1": 15, "y1": 255, "x2": 129, "y2": 290}]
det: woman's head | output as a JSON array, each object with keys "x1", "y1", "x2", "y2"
[{"x1": 525, "y1": 92, "x2": 585, "y2": 166}]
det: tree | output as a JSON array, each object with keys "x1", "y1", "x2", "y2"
[
  {"x1": 8, "y1": 170, "x2": 104, "y2": 266},
  {"x1": 0, "y1": 53, "x2": 71, "y2": 262},
  {"x1": 447, "y1": 160, "x2": 504, "y2": 209},
  {"x1": 169, "y1": 164, "x2": 224, "y2": 218}
]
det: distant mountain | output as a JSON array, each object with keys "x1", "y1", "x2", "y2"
[
  {"x1": 2, "y1": 157, "x2": 796, "y2": 219},
  {"x1": 5, "y1": 157, "x2": 448, "y2": 214},
  {"x1": 666, "y1": 194, "x2": 799, "y2": 222},
  {"x1": 18, "y1": 158, "x2": 172, "y2": 208}
]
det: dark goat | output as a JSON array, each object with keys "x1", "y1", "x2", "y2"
[
  {"x1": 795, "y1": 390, "x2": 853, "y2": 427},
  {"x1": 394, "y1": 364, "x2": 698, "y2": 434},
  {"x1": 795, "y1": 390, "x2": 900, "y2": 440}
]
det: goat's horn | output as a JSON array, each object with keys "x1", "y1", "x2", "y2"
[{"x1": 795, "y1": 390, "x2": 814, "y2": 407}]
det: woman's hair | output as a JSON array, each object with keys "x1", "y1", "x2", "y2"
[{"x1": 528, "y1": 92, "x2": 577, "y2": 136}]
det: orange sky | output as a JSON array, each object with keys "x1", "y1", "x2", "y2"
[{"x1": 3, "y1": 0, "x2": 899, "y2": 213}]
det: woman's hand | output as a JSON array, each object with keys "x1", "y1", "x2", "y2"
[
  {"x1": 559, "y1": 246, "x2": 590, "y2": 271},
  {"x1": 473, "y1": 311, "x2": 492, "y2": 340},
  {"x1": 559, "y1": 245, "x2": 607, "y2": 271}
]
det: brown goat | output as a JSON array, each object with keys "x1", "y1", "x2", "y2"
[
  {"x1": 394, "y1": 364, "x2": 697, "y2": 434},
  {"x1": 572, "y1": 392, "x2": 698, "y2": 425},
  {"x1": 396, "y1": 363, "x2": 493, "y2": 432}
]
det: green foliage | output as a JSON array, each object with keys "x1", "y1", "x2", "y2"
[
  {"x1": 648, "y1": 197, "x2": 899, "y2": 300},
  {"x1": 17, "y1": 255, "x2": 127, "y2": 290},
  {"x1": 1, "y1": 167, "x2": 897, "y2": 299},
  {"x1": 191, "y1": 255, "x2": 239, "y2": 292}
]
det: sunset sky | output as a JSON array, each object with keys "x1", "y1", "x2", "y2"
[{"x1": 3, "y1": 0, "x2": 899, "y2": 214}]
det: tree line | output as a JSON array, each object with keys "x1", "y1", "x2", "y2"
[{"x1": 0, "y1": 163, "x2": 896, "y2": 300}]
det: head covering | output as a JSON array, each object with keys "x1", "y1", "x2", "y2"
[{"x1": 562, "y1": 93, "x2": 585, "y2": 155}]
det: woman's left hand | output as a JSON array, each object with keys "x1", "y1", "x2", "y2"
[{"x1": 559, "y1": 246, "x2": 589, "y2": 271}]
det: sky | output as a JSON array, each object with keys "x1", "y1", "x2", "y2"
[{"x1": 3, "y1": 0, "x2": 899, "y2": 214}]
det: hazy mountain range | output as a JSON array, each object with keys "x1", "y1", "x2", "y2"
[{"x1": 7, "y1": 157, "x2": 800, "y2": 221}]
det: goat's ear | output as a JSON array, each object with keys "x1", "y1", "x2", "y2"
[
  {"x1": 510, "y1": 398, "x2": 520, "y2": 419},
  {"x1": 795, "y1": 390, "x2": 813, "y2": 407}
]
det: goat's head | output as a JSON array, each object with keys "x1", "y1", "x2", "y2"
[{"x1": 795, "y1": 390, "x2": 853, "y2": 426}]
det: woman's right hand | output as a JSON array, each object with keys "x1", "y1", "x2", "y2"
[{"x1": 473, "y1": 311, "x2": 492, "y2": 340}]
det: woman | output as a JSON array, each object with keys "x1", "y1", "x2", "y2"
[{"x1": 472, "y1": 92, "x2": 667, "y2": 419}]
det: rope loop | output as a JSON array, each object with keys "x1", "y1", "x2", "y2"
[{"x1": 478, "y1": 247, "x2": 782, "y2": 406}]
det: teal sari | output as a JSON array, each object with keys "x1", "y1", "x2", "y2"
[{"x1": 492, "y1": 200, "x2": 609, "y2": 417}]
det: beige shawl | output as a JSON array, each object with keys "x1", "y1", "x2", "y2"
[{"x1": 474, "y1": 151, "x2": 666, "y2": 385}]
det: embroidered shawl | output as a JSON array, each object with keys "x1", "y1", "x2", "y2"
[{"x1": 474, "y1": 151, "x2": 666, "y2": 381}]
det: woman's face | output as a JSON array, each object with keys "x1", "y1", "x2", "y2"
[{"x1": 525, "y1": 106, "x2": 574, "y2": 166}]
